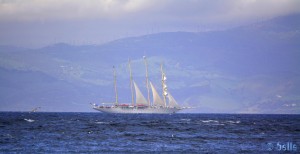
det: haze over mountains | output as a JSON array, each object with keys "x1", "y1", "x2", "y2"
[{"x1": 0, "y1": 14, "x2": 299, "y2": 113}]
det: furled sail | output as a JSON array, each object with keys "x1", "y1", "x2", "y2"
[
  {"x1": 133, "y1": 81, "x2": 148, "y2": 106},
  {"x1": 162, "y1": 72, "x2": 168, "y2": 97},
  {"x1": 168, "y1": 92, "x2": 180, "y2": 108},
  {"x1": 150, "y1": 82, "x2": 165, "y2": 106},
  {"x1": 161, "y1": 65, "x2": 168, "y2": 107}
]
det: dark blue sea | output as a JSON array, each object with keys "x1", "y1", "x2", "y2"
[{"x1": 0, "y1": 112, "x2": 299, "y2": 153}]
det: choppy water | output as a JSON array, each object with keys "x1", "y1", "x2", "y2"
[{"x1": 0, "y1": 112, "x2": 299, "y2": 153}]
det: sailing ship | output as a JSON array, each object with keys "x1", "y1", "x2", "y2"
[{"x1": 92, "y1": 56, "x2": 183, "y2": 114}]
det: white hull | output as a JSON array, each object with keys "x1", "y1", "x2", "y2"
[{"x1": 93, "y1": 106, "x2": 181, "y2": 114}]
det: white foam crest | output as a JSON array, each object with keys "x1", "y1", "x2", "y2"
[
  {"x1": 227, "y1": 120, "x2": 240, "y2": 124},
  {"x1": 24, "y1": 119, "x2": 35, "y2": 122},
  {"x1": 211, "y1": 123, "x2": 225, "y2": 126},
  {"x1": 201, "y1": 120, "x2": 219, "y2": 123},
  {"x1": 95, "y1": 121, "x2": 109, "y2": 124},
  {"x1": 180, "y1": 119, "x2": 191, "y2": 122}
]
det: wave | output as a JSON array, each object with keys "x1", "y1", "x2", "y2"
[
  {"x1": 95, "y1": 121, "x2": 109, "y2": 124},
  {"x1": 180, "y1": 119, "x2": 191, "y2": 121},
  {"x1": 24, "y1": 119, "x2": 35, "y2": 122},
  {"x1": 226, "y1": 120, "x2": 240, "y2": 124},
  {"x1": 211, "y1": 123, "x2": 225, "y2": 126},
  {"x1": 201, "y1": 120, "x2": 219, "y2": 123},
  {"x1": 198, "y1": 120, "x2": 240, "y2": 125}
]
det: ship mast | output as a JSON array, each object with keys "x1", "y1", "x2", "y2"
[
  {"x1": 161, "y1": 63, "x2": 168, "y2": 107},
  {"x1": 113, "y1": 66, "x2": 118, "y2": 105},
  {"x1": 128, "y1": 59, "x2": 134, "y2": 106},
  {"x1": 143, "y1": 56, "x2": 151, "y2": 107}
]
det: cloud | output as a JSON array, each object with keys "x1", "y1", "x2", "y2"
[
  {"x1": 0, "y1": 0, "x2": 159, "y2": 21},
  {"x1": 1, "y1": 0, "x2": 300, "y2": 47},
  {"x1": 1, "y1": 0, "x2": 299, "y2": 23}
]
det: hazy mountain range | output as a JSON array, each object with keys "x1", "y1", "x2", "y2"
[{"x1": 0, "y1": 14, "x2": 299, "y2": 113}]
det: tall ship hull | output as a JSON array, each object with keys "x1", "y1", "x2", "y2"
[
  {"x1": 92, "y1": 56, "x2": 185, "y2": 114},
  {"x1": 93, "y1": 106, "x2": 181, "y2": 114}
]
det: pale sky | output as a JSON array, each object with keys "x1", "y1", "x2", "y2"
[{"x1": 0, "y1": 0, "x2": 300, "y2": 47}]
